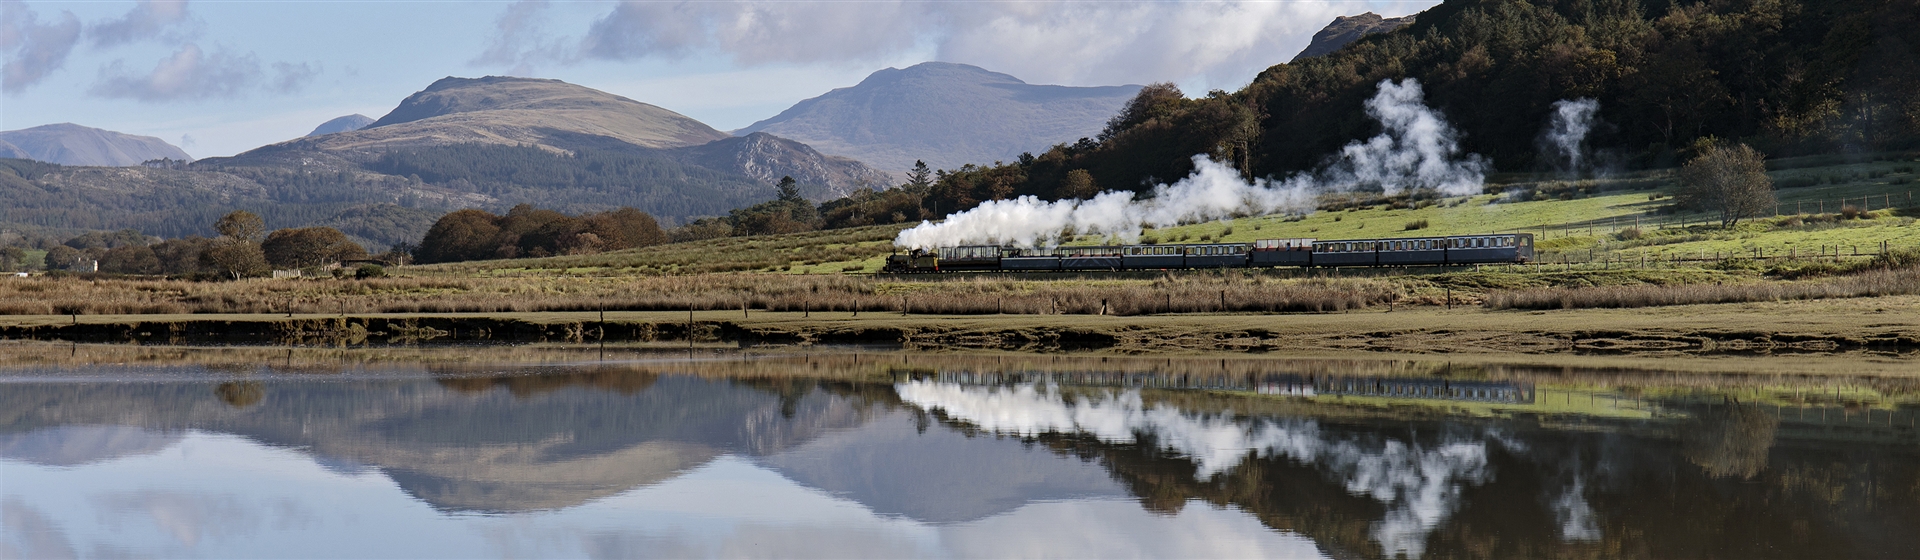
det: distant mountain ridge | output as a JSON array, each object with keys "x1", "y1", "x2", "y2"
[
  {"x1": 0, "y1": 123, "x2": 192, "y2": 166},
  {"x1": 1291, "y1": 12, "x2": 1415, "y2": 62},
  {"x1": 307, "y1": 114, "x2": 374, "y2": 136},
  {"x1": 667, "y1": 132, "x2": 894, "y2": 198},
  {"x1": 227, "y1": 76, "x2": 888, "y2": 199},
  {"x1": 737, "y1": 62, "x2": 1141, "y2": 174},
  {"x1": 4, "y1": 76, "x2": 894, "y2": 244}
]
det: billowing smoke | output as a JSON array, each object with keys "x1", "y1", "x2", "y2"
[
  {"x1": 894, "y1": 78, "x2": 1487, "y2": 249},
  {"x1": 895, "y1": 157, "x2": 1313, "y2": 249},
  {"x1": 1542, "y1": 98, "x2": 1599, "y2": 173},
  {"x1": 895, "y1": 381, "x2": 1500, "y2": 558}
]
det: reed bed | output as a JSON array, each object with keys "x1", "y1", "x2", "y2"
[
  {"x1": 0, "y1": 273, "x2": 1400, "y2": 316},
  {"x1": 1484, "y1": 266, "x2": 1920, "y2": 310}
]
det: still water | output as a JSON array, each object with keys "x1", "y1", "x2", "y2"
[{"x1": 3, "y1": 348, "x2": 1917, "y2": 559}]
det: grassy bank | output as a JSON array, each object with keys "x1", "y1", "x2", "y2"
[
  {"x1": 11, "y1": 258, "x2": 1920, "y2": 316},
  {"x1": 3, "y1": 295, "x2": 1915, "y2": 364}
]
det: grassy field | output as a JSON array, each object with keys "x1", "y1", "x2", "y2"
[
  {"x1": 397, "y1": 152, "x2": 1920, "y2": 277},
  {"x1": 5, "y1": 153, "x2": 1918, "y2": 325}
]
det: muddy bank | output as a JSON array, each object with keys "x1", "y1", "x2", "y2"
[{"x1": 3, "y1": 298, "x2": 1917, "y2": 359}]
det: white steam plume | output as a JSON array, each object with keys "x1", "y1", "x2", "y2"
[
  {"x1": 896, "y1": 381, "x2": 1497, "y2": 559},
  {"x1": 894, "y1": 78, "x2": 1488, "y2": 249},
  {"x1": 1542, "y1": 98, "x2": 1599, "y2": 172}
]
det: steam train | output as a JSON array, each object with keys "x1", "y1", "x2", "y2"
[{"x1": 883, "y1": 233, "x2": 1534, "y2": 273}]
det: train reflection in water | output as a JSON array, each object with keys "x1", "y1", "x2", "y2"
[{"x1": 912, "y1": 370, "x2": 1536, "y2": 405}]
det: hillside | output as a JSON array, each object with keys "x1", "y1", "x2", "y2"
[
  {"x1": 227, "y1": 75, "x2": 886, "y2": 198},
  {"x1": 0, "y1": 123, "x2": 192, "y2": 166},
  {"x1": 297, "y1": 76, "x2": 729, "y2": 153},
  {"x1": 898, "y1": 0, "x2": 1920, "y2": 214},
  {"x1": 307, "y1": 114, "x2": 374, "y2": 136},
  {"x1": 667, "y1": 133, "x2": 895, "y2": 198},
  {"x1": 1292, "y1": 13, "x2": 1414, "y2": 62},
  {"x1": 5, "y1": 76, "x2": 893, "y2": 243},
  {"x1": 736, "y1": 62, "x2": 1141, "y2": 174}
]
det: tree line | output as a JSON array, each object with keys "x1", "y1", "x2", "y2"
[
  {"x1": 413, "y1": 204, "x2": 669, "y2": 263},
  {"x1": 858, "y1": 0, "x2": 1918, "y2": 222},
  {"x1": 2, "y1": 211, "x2": 399, "y2": 278}
]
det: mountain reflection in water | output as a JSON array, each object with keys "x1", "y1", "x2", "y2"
[{"x1": 2, "y1": 354, "x2": 1917, "y2": 559}]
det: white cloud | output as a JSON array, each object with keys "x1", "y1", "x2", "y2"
[
  {"x1": 89, "y1": 0, "x2": 195, "y2": 48},
  {"x1": 89, "y1": 43, "x2": 319, "y2": 102},
  {"x1": 1, "y1": 0, "x2": 83, "y2": 93},
  {"x1": 471, "y1": 0, "x2": 568, "y2": 76},
  {"x1": 90, "y1": 43, "x2": 255, "y2": 100},
  {"x1": 549, "y1": 0, "x2": 1416, "y2": 87}
]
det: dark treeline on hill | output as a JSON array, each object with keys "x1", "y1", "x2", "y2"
[
  {"x1": 892, "y1": 0, "x2": 1920, "y2": 218},
  {"x1": 415, "y1": 205, "x2": 668, "y2": 263},
  {"x1": 361, "y1": 144, "x2": 774, "y2": 217},
  {"x1": 0, "y1": 157, "x2": 441, "y2": 249},
  {"x1": 0, "y1": 210, "x2": 396, "y2": 278},
  {"x1": 1, "y1": 142, "x2": 812, "y2": 249}
]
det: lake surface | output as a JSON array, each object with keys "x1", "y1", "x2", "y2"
[{"x1": 3, "y1": 347, "x2": 1917, "y2": 558}]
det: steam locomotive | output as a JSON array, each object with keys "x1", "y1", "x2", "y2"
[{"x1": 883, "y1": 233, "x2": 1534, "y2": 273}]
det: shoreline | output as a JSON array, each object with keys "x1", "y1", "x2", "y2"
[{"x1": 3, "y1": 295, "x2": 1915, "y2": 370}]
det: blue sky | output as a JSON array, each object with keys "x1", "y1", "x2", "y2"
[{"x1": 3, "y1": 0, "x2": 1436, "y2": 158}]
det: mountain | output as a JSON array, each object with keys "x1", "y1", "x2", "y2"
[
  {"x1": 667, "y1": 132, "x2": 896, "y2": 198},
  {"x1": 736, "y1": 62, "x2": 1141, "y2": 175},
  {"x1": 0, "y1": 123, "x2": 192, "y2": 166},
  {"x1": 1291, "y1": 12, "x2": 1415, "y2": 62},
  {"x1": 0, "y1": 139, "x2": 27, "y2": 159},
  {"x1": 4, "y1": 76, "x2": 891, "y2": 242},
  {"x1": 292, "y1": 75, "x2": 730, "y2": 153},
  {"x1": 307, "y1": 114, "x2": 375, "y2": 136}
]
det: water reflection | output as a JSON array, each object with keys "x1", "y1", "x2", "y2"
[{"x1": 1, "y1": 350, "x2": 1917, "y2": 558}]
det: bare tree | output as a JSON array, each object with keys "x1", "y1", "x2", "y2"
[{"x1": 1676, "y1": 142, "x2": 1774, "y2": 228}]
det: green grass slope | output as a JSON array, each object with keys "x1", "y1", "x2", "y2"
[{"x1": 440, "y1": 154, "x2": 1920, "y2": 277}]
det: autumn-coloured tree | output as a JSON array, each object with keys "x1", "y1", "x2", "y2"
[
  {"x1": 262, "y1": 227, "x2": 368, "y2": 269},
  {"x1": 1676, "y1": 142, "x2": 1775, "y2": 228}
]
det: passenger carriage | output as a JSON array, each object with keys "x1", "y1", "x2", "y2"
[
  {"x1": 1183, "y1": 244, "x2": 1252, "y2": 268},
  {"x1": 1251, "y1": 238, "x2": 1314, "y2": 267},
  {"x1": 882, "y1": 232, "x2": 1533, "y2": 273}
]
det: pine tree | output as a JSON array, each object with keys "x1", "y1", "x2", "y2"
[
  {"x1": 776, "y1": 176, "x2": 803, "y2": 203},
  {"x1": 906, "y1": 161, "x2": 933, "y2": 190}
]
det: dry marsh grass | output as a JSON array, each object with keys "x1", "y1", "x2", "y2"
[
  {"x1": 1485, "y1": 266, "x2": 1920, "y2": 310},
  {"x1": 419, "y1": 225, "x2": 907, "y2": 275},
  {"x1": 0, "y1": 273, "x2": 1400, "y2": 316}
]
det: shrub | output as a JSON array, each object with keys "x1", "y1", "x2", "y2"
[
  {"x1": 1840, "y1": 205, "x2": 1864, "y2": 219},
  {"x1": 1873, "y1": 247, "x2": 1920, "y2": 269},
  {"x1": 1404, "y1": 219, "x2": 1430, "y2": 231},
  {"x1": 1615, "y1": 227, "x2": 1643, "y2": 240},
  {"x1": 354, "y1": 264, "x2": 386, "y2": 279}
]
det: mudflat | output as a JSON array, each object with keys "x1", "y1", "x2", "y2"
[{"x1": 3, "y1": 295, "x2": 1914, "y2": 375}]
